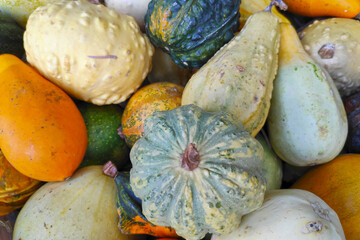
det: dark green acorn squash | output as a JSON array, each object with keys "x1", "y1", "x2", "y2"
[
  {"x1": 0, "y1": 13, "x2": 24, "y2": 59},
  {"x1": 130, "y1": 104, "x2": 266, "y2": 240},
  {"x1": 145, "y1": 0, "x2": 241, "y2": 69}
]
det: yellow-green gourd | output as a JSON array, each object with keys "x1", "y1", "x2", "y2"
[
  {"x1": 181, "y1": 1, "x2": 284, "y2": 137},
  {"x1": 267, "y1": 23, "x2": 348, "y2": 166},
  {"x1": 24, "y1": 0, "x2": 154, "y2": 105}
]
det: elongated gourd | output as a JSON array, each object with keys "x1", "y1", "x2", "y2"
[
  {"x1": 267, "y1": 23, "x2": 348, "y2": 166},
  {"x1": 182, "y1": 1, "x2": 284, "y2": 137}
]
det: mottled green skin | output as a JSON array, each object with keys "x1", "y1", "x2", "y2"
[
  {"x1": 0, "y1": 13, "x2": 24, "y2": 58},
  {"x1": 76, "y1": 101, "x2": 130, "y2": 169},
  {"x1": 145, "y1": 0, "x2": 240, "y2": 69},
  {"x1": 130, "y1": 104, "x2": 266, "y2": 240}
]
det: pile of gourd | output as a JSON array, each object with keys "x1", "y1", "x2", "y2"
[{"x1": 0, "y1": 0, "x2": 360, "y2": 239}]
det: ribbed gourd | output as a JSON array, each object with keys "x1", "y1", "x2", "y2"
[
  {"x1": 145, "y1": 0, "x2": 241, "y2": 69},
  {"x1": 130, "y1": 104, "x2": 266, "y2": 240},
  {"x1": 181, "y1": 1, "x2": 284, "y2": 136}
]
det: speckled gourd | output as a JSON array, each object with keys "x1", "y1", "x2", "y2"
[
  {"x1": 212, "y1": 189, "x2": 345, "y2": 240},
  {"x1": 181, "y1": 2, "x2": 283, "y2": 136},
  {"x1": 299, "y1": 18, "x2": 360, "y2": 98},
  {"x1": 267, "y1": 23, "x2": 347, "y2": 166},
  {"x1": 130, "y1": 104, "x2": 266, "y2": 240},
  {"x1": 24, "y1": 0, "x2": 154, "y2": 105}
]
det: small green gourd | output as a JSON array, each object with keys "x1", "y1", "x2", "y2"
[{"x1": 182, "y1": 0, "x2": 286, "y2": 137}]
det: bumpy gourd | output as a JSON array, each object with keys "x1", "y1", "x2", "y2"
[
  {"x1": 300, "y1": 18, "x2": 360, "y2": 98},
  {"x1": 212, "y1": 189, "x2": 345, "y2": 240},
  {"x1": 24, "y1": 0, "x2": 154, "y2": 105},
  {"x1": 267, "y1": 23, "x2": 347, "y2": 166},
  {"x1": 145, "y1": 0, "x2": 240, "y2": 69},
  {"x1": 130, "y1": 104, "x2": 266, "y2": 240},
  {"x1": 182, "y1": 2, "x2": 282, "y2": 136}
]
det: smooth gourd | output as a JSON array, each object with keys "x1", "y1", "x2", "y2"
[
  {"x1": 300, "y1": 18, "x2": 360, "y2": 98},
  {"x1": 24, "y1": 0, "x2": 154, "y2": 105},
  {"x1": 267, "y1": 23, "x2": 347, "y2": 166},
  {"x1": 212, "y1": 189, "x2": 345, "y2": 240},
  {"x1": 182, "y1": 2, "x2": 283, "y2": 137},
  {"x1": 130, "y1": 104, "x2": 266, "y2": 240}
]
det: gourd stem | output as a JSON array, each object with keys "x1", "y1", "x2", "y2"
[
  {"x1": 265, "y1": 0, "x2": 288, "y2": 12},
  {"x1": 181, "y1": 143, "x2": 200, "y2": 171},
  {"x1": 103, "y1": 161, "x2": 118, "y2": 178}
]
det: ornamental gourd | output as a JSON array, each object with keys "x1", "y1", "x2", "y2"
[
  {"x1": 145, "y1": 0, "x2": 241, "y2": 69},
  {"x1": 130, "y1": 104, "x2": 266, "y2": 240}
]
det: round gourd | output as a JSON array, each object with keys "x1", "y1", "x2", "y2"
[
  {"x1": 13, "y1": 166, "x2": 144, "y2": 240},
  {"x1": 145, "y1": 0, "x2": 241, "y2": 69},
  {"x1": 300, "y1": 18, "x2": 360, "y2": 98},
  {"x1": 121, "y1": 82, "x2": 184, "y2": 147},
  {"x1": 24, "y1": 0, "x2": 154, "y2": 105},
  {"x1": 130, "y1": 104, "x2": 266, "y2": 240},
  {"x1": 212, "y1": 189, "x2": 345, "y2": 240},
  {"x1": 344, "y1": 92, "x2": 360, "y2": 153},
  {"x1": 0, "y1": 150, "x2": 42, "y2": 216},
  {"x1": 292, "y1": 154, "x2": 360, "y2": 240}
]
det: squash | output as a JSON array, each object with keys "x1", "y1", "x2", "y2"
[
  {"x1": 0, "y1": 13, "x2": 24, "y2": 59},
  {"x1": 212, "y1": 189, "x2": 345, "y2": 240},
  {"x1": 0, "y1": 211, "x2": 18, "y2": 240},
  {"x1": 130, "y1": 104, "x2": 266, "y2": 240},
  {"x1": 292, "y1": 154, "x2": 360, "y2": 240},
  {"x1": 344, "y1": 92, "x2": 360, "y2": 153},
  {"x1": 0, "y1": 150, "x2": 42, "y2": 216},
  {"x1": 103, "y1": 162, "x2": 179, "y2": 238},
  {"x1": 24, "y1": 0, "x2": 154, "y2": 105},
  {"x1": 121, "y1": 82, "x2": 184, "y2": 147},
  {"x1": 267, "y1": 22, "x2": 347, "y2": 166},
  {"x1": 283, "y1": 0, "x2": 360, "y2": 18},
  {"x1": 144, "y1": 0, "x2": 241, "y2": 69},
  {"x1": 299, "y1": 18, "x2": 360, "y2": 98},
  {"x1": 182, "y1": 1, "x2": 283, "y2": 137},
  {"x1": 0, "y1": 54, "x2": 87, "y2": 181},
  {"x1": 13, "y1": 166, "x2": 145, "y2": 240}
]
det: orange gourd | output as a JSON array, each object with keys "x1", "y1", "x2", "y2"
[
  {"x1": 292, "y1": 154, "x2": 360, "y2": 240},
  {"x1": 0, "y1": 54, "x2": 87, "y2": 182},
  {"x1": 121, "y1": 82, "x2": 183, "y2": 147},
  {"x1": 283, "y1": 0, "x2": 360, "y2": 18}
]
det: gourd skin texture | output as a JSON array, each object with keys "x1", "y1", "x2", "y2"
[
  {"x1": 0, "y1": 54, "x2": 87, "y2": 181},
  {"x1": 145, "y1": 0, "x2": 240, "y2": 69},
  {"x1": 130, "y1": 104, "x2": 266, "y2": 240},
  {"x1": 300, "y1": 18, "x2": 360, "y2": 98},
  {"x1": 13, "y1": 166, "x2": 142, "y2": 240},
  {"x1": 292, "y1": 154, "x2": 360, "y2": 240},
  {"x1": 267, "y1": 23, "x2": 347, "y2": 166},
  {"x1": 212, "y1": 189, "x2": 345, "y2": 240},
  {"x1": 24, "y1": 0, "x2": 154, "y2": 105},
  {"x1": 182, "y1": 9, "x2": 280, "y2": 137}
]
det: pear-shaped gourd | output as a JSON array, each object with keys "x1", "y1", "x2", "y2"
[
  {"x1": 267, "y1": 23, "x2": 348, "y2": 166},
  {"x1": 182, "y1": 1, "x2": 284, "y2": 137}
]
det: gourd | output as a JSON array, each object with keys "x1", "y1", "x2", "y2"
[
  {"x1": 145, "y1": 0, "x2": 241, "y2": 69},
  {"x1": 121, "y1": 82, "x2": 184, "y2": 147},
  {"x1": 299, "y1": 18, "x2": 360, "y2": 98},
  {"x1": 0, "y1": 150, "x2": 42, "y2": 216},
  {"x1": 344, "y1": 92, "x2": 360, "y2": 153},
  {"x1": 292, "y1": 154, "x2": 360, "y2": 240},
  {"x1": 212, "y1": 189, "x2": 345, "y2": 240},
  {"x1": 103, "y1": 162, "x2": 179, "y2": 238},
  {"x1": 104, "y1": 0, "x2": 150, "y2": 30},
  {"x1": 24, "y1": 0, "x2": 154, "y2": 105},
  {"x1": 13, "y1": 166, "x2": 144, "y2": 240},
  {"x1": 130, "y1": 104, "x2": 266, "y2": 240},
  {"x1": 0, "y1": 54, "x2": 87, "y2": 181},
  {"x1": 283, "y1": 0, "x2": 360, "y2": 18},
  {"x1": 0, "y1": 13, "x2": 24, "y2": 58},
  {"x1": 267, "y1": 22, "x2": 347, "y2": 166},
  {"x1": 182, "y1": 1, "x2": 284, "y2": 137}
]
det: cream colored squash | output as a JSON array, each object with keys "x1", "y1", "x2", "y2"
[
  {"x1": 212, "y1": 189, "x2": 345, "y2": 240},
  {"x1": 13, "y1": 166, "x2": 144, "y2": 240},
  {"x1": 24, "y1": 0, "x2": 154, "y2": 105}
]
